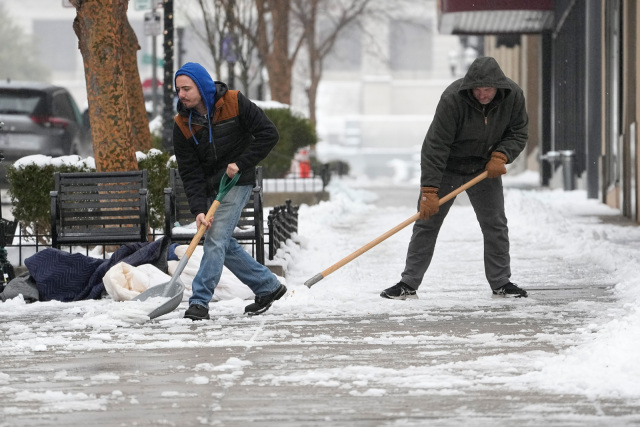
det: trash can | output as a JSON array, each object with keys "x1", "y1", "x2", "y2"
[
  {"x1": 541, "y1": 150, "x2": 576, "y2": 191},
  {"x1": 560, "y1": 150, "x2": 576, "y2": 191}
]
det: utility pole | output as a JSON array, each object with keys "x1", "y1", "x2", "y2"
[{"x1": 141, "y1": 0, "x2": 163, "y2": 116}]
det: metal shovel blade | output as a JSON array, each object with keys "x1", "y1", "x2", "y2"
[
  {"x1": 132, "y1": 253, "x2": 189, "y2": 319},
  {"x1": 132, "y1": 277, "x2": 186, "y2": 320}
]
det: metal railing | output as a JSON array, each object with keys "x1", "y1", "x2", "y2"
[{"x1": 267, "y1": 200, "x2": 299, "y2": 261}]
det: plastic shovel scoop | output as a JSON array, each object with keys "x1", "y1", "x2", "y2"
[{"x1": 132, "y1": 172, "x2": 241, "y2": 319}]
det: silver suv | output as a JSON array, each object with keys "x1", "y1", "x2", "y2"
[{"x1": 0, "y1": 81, "x2": 92, "y2": 184}]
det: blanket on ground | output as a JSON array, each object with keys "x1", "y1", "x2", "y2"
[{"x1": 24, "y1": 237, "x2": 171, "y2": 302}]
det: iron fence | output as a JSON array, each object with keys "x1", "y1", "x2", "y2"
[
  {"x1": 267, "y1": 200, "x2": 299, "y2": 261},
  {"x1": 2, "y1": 167, "x2": 343, "y2": 269}
]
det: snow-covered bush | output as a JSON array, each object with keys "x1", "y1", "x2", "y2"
[
  {"x1": 7, "y1": 155, "x2": 95, "y2": 242},
  {"x1": 6, "y1": 151, "x2": 176, "y2": 242},
  {"x1": 136, "y1": 149, "x2": 177, "y2": 230}
]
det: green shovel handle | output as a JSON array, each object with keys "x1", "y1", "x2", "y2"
[{"x1": 216, "y1": 172, "x2": 241, "y2": 201}]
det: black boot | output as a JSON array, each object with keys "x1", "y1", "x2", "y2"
[
  {"x1": 245, "y1": 284, "x2": 287, "y2": 316},
  {"x1": 492, "y1": 282, "x2": 528, "y2": 298},
  {"x1": 184, "y1": 304, "x2": 210, "y2": 320},
  {"x1": 380, "y1": 282, "x2": 418, "y2": 300}
]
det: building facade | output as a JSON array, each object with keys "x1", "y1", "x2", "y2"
[{"x1": 439, "y1": 0, "x2": 640, "y2": 223}]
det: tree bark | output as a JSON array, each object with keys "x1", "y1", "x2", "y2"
[
  {"x1": 264, "y1": 0, "x2": 293, "y2": 104},
  {"x1": 122, "y1": 19, "x2": 152, "y2": 153},
  {"x1": 71, "y1": 0, "x2": 138, "y2": 172}
]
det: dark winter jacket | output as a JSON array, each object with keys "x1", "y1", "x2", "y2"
[
  {"x1": 173, "y1": 62, "x2": 279, "y2": 217},
  {"x1": 421, "y1": 56, "x2": 528, "y2": 187}
]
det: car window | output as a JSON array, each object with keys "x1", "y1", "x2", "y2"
[
  {"x1": 52, "y1": 91, "x2": 77, "y2": 123},
  {"x1": 0, "y1": 90, "x2": 45, "y2": 115}
]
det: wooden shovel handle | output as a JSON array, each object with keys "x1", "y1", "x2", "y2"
[
  {"x1": 316, "y1": 171, "x2": 489, "y2": 281},
  {"x1": 181, "y1": 172, "x2": 241, "y2": 260},
  {"x1": 184, "y1": 199, "x2": 221, "y2": 259}
]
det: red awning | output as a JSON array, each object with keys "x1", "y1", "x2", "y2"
[{"x1": 438, "y1": 0, "x2": 554, "y2": 35}]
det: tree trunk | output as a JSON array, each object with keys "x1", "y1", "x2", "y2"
[
  {"x1": 71, "y1": 0, "x2": 138, "y2": 172},
  {"x1": 122, "y1": 19, "x2": 152, "y2": 152},
  {"x1": 254, "y1": 0, "x2": 298, "y2": 104},
  {"x1": 266, "y1": 0, "x2": 293, "y2": 104},
  {"x1": 304, "y1": 0, "x2": 319, "y2": 126}
]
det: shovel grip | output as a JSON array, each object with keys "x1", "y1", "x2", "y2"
[{"x1": 185, "y1": 199, "x2": 221, "y2": 258}]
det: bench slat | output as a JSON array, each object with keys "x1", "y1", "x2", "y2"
[{"x1": 50, "y1": 170, "x2": 149, "y2": 250}]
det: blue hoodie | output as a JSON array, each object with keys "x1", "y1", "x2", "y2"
[{"x1": 174, "y1": 62, "x2": 217, "y2": 144}]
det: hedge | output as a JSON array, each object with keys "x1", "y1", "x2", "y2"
[{"x1": 261, "y1": 107, "x2": 318, "y2": 178}]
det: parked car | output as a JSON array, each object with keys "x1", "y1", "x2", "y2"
[{"x1": 0, "y1": 80, "x2": 92, "y2": 185}]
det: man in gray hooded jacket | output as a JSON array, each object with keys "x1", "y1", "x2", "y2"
[{"x1": 381, "y1": 56, "x2": 529, "y2": 300}]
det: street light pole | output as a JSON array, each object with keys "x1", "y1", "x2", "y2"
[{"x1": 161, "y1": 0, "x2": 175, "y2": 154}]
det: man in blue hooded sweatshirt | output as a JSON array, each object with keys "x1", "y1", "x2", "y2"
[{"x1": 173, "y1": 62, "x2": 285, "y2": 320}]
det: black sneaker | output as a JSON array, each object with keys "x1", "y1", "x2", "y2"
[
  {"x1": 245, "y1": 284, "x2": 287, "y2": 316},
  {"x1": 492, "y1": 282, "x2": 528, "y2": 298},
  {"x1": 380, "y1": 282, "x2": 418, "y2": 300},
  {"x1": 184, "y1": 304, "x2": 210, "y2": 321}
]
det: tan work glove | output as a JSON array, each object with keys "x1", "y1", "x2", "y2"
[
  {"x1": 485, "y1": 151, "x2": 508, "y2": 178},
  {"x1": 419, "y1": 187, "x2": 439, "y2": 220}
]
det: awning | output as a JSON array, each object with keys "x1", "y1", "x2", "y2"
[{"x1": 438, "y1": 0, "x2": 554, "y2": 35}]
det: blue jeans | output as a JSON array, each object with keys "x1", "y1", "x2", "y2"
[{"x1": 189, "y1": 184, "x2": 280, "y2": 309}]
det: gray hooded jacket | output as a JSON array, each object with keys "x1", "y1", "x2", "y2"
[{"x1": 420, "y1": 56, "x2": 528, "y2": 187}]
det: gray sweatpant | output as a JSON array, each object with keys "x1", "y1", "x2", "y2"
[{"x1": 401, "y1": 171, "x2": 511, "y2": 290}]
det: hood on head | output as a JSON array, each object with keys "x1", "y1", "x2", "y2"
[
  {"x1": 459, "y1": 57, "x2": 510, "y2": 92},
  {"x1": 174, "y1": 62, "x2": 217, "y2": 115}
]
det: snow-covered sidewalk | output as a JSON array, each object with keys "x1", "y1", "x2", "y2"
[{"x1": 1, "y1": 172, "x2": 640, "y2": 425}]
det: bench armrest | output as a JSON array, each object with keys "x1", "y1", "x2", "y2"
[
  {"x1": 164, "y1": 187, "x2": 174, "y2": 240},
  {"x1": 50, "y1": 190, "x2": 59, "y2": 248}
]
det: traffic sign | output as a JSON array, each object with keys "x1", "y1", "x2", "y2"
[
  {"x1": 135, "y1": 0, "x2": 164, "y2": 10},
  {"x1": 142, "y1": 54, "x2": 164, "y2": 67},
  {"x1": 135, "y1": 0, "x2": 152, "y2": 10},
  {"x1": 144, "y1": 11, "x2": 162, "y2": 36}
]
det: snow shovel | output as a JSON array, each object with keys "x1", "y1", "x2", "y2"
[
  {"x1": 304, "y1": 171, "x2": 488, "y2": 288},
  {"x1": 132, "y1": 172, "x2": 241, "y2": 319}
]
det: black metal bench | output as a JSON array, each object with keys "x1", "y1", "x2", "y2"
[
  {"x1": 50, "y1": 170, "x2": 149, "y2": 251},
  {"x1": 164, "y1": 167, "x2": 265, "y2": 265}
]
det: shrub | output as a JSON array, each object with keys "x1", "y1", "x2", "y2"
[
  {"x1": 7, "y1": 157, "x2": 94, "y2": 242},
  {"x1": 261, "y1": 108, "x2": 317, "y2": 178},
  {"x1": 137, "y1": 149, "x2": 177, "y2": 230}
]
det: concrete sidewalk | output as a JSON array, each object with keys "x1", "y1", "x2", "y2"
[
  {"x1": 2, "y1": 185, "x2": 640, "y2": 426},
  {"x1": 2, "y1": 284, "x2": 639, "y2": 426}
]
